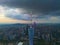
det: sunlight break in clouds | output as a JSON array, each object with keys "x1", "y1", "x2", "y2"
[
  {"x1": 0, "y1": 0, "x2": 60, "y2": 23},
  {"x1": 0, "y1": 5, "x2": 60, "y2": 23},
  {"x1": 0, "y1": 6, "x2": 31, "y2": 23}
]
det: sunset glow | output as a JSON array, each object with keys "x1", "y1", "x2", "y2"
[{"x1": 0, "y1": 6, "x2": 31, "y2": 24}]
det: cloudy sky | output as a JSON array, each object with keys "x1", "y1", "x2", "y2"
[{"x1": 0, "y1": 0, "x2": 60, "y2": 23}]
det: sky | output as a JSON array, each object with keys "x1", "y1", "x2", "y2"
[
  {"x1": 0, "y1": 6, "x2": 31, "y2": 24},
  {"x1": 0, "y1": 0, "x2": 60, "y2": 23}
]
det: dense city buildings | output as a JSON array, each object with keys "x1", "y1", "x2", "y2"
[{"x1": 0, "y1": 23, "x2": 60, "y2": 45}]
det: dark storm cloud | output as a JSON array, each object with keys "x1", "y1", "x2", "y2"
[
  {"x1": 49, "y1": 11, "x2": 60, "y2": 16},
  {"x1": 0, "y1": 0, "x2": 60, "y2": 15},
  {"x1": 6, "y1": 13, "x2": 31, "y2": 21}
]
